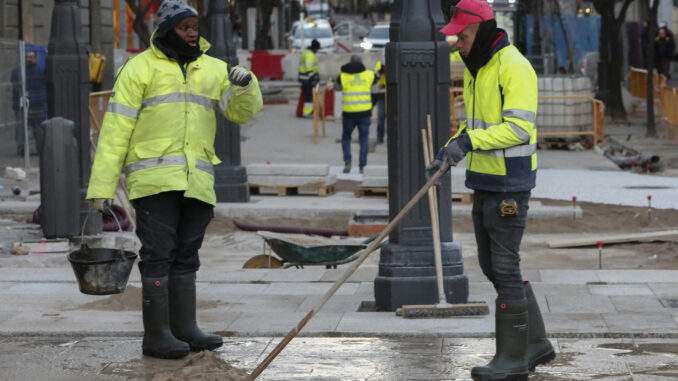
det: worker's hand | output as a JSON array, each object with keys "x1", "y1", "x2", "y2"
[
  {"x1": 228, "y1": 65, "x2": 252, "y2": 87},
  {"x1": 425, "y1": 158, "x2": 445, "y2": 182},
  {"x1": 441, "y1": 140, "x2": 467, "y2": 167},
  {"x1": 91, "y1": 199, "x2": 112, "y2": 214}
]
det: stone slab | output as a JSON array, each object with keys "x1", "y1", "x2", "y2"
[
  {"x1": 335, "y1": 312, "x2": 493, "y2": 336},
  {"x1": 248, "y1": 174, "x2": 336, "y2": 187},
  {"x1": 227, "y1": 312, "x2": 342, "y2": 334},
  {"x1": 296, "y1": 295, "x2": 364, "y2": 313},
  {"x1": 603, "y1": 313, "x2": 678, "y2": 333},
  {"x1": 226, "y1": 295, "x2": 306, "y2": 313},
  {"x1": 649, "y1": 283, "x2": 678, "y2": 298},
  {"x1": 542, "y1": 313, "x2": 609, "y2": 333},
  {"x1": 247, "y1": 164, "x2": 329, "y2": 176},
  {"x1": 546, "y1": 294, "x2": 616, "y2": 313},
  {"x1": 609, "y1": 295, "x2": 666, "y2": 313},
  {"x1": 363, "y1": 165, "x2": 387, "y2": 177},
  {"x1": 539, "y1": 270, "x2": 600, "y2": 284},
  {"x1": 588, "y1": 284, "x2": 654, "y2": 296},
  {"x1": 261, "y1": 282, "x2": 359, "y2": 296},
  {"x1": 261, "y1": 268, "x2": 327, "y2": 282},
  {"x1": 361, "y1": 176, "x2": 388, "y2": 187},
  {"x1": 597, "y1": 270, "x2": 678, "y2": 284}
]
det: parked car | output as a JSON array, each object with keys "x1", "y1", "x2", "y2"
[
  {"x1": 360, "y1": 23, "x2": 389, "y2": 52},
  {"x1": 287, "y1": 20, "x2": 336, "y2": 53},
  {"x1": 333, "y1": 21, "x2": 370, "y2": 53}
]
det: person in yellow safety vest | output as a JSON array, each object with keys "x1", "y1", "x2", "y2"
[
  {"x1": 86, "y1": 0, "x2": 262, "y2": 360},
  {"x1": 372, "y1": 60, "x2": 387, "y2": 144},
  {"x1": 428, "y1": 1, "x2": 553, "y2": 380},
  {"x1": 299, "y1": 39, "x2": 320, "y2": 116},
  {"x1": 334, "y1": 55, "x2": 379, "y2": 174}
]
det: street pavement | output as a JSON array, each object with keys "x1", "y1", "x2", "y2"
[{"x1": 0, "y1": 101, "x2": 678, "y2": 379}]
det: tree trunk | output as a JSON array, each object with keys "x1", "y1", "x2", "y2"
[
  {"x1": 646, "y1": 0, "x2": 660, "y2": 137},
  {"x1": 593, "y1": 0, "x2": 635, "y2": 122}
]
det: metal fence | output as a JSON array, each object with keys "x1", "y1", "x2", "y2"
[{"x1": 0, "y1": 39, "x2": 48, "y2": 170}]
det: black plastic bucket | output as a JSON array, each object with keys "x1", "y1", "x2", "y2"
[{"x1": 68, "y1": 245, "x2": 137, "y2": 295}]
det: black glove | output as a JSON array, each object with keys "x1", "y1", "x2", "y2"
[{"x1": 228, "y1": 65, "x2": 252, "y2": 87}]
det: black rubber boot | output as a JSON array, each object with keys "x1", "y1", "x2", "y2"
[
  {"x1": 471, "y1": 299, "x2": 529, "y2": 381},
  {"x1": 169, "y1": 272, "x2": 223, "y2": 351},
  {"x1": 141, "y1": 277, "x2": 190, "y2": 359},
  {"x1": 524, "y1": 282, "x2": 556, "y2": 371}
]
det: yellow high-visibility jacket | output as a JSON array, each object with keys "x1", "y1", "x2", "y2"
[
  {"x1": 340, "y1": 70, "x2": 375, "y2": 114},
  {"x1": 86, "y1": 32, "x2": 263, "y2": 206},
  {"x1": 450, "y1": 50, "x2": 463, "y2": 63},
  {"x1": 447, "y1": 32, "x2": 538, "y2": 192},
  {"x1": 298, "y1": 48, "x2": 319, "y2": 84}
]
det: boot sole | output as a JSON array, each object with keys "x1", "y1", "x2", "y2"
[
  {"x1": 471, "y1": 374, "x2": 528, "y2": 381},
  {"x1": 142, "y1": 347, "x2": 189, "y2": 359},
  {"x1": 187, "y1": 341, "x2": 224, "y2": 352},
  {"x1": 529, "y1": 349, "x2": 556, "y2": 372}
]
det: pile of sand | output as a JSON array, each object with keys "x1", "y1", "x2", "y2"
[
  {"x1": 151, "y1": 351, "x2": 251, "y2": 381},
  {"x1": 78, "y1": 285, "x2": 222, "y2": 311}
]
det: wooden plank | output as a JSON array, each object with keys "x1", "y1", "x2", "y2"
[
  {"x1": 355, "y1": 186, "x2": 388, "y2": 198},
  {"x1": 547, "y1": 230, "x2": 678, "y2": 249},
  {"x1": 250, "y1": 182, "x2": 334, "y2": 197},
  {"x1": 451, "y1": 193, "x2": 472, "y2": 204}
]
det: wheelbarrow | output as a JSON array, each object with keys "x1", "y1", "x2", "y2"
[{"x1": 242, "y1": 231, "x2": 384, "y2": 269}]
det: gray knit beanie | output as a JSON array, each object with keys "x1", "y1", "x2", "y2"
[{"x1": 156, "y1": 0, "x2": 198, "y2": 38}]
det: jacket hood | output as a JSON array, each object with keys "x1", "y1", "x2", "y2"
[
  {"x1": 341, "y1": 61, "x2": 366, "y2": 74},
  {"x1": 150, "y1": 29, "x2": 211, "y2": 59}
]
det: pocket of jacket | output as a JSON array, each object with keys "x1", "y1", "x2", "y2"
[{"x1": 204, "y1": 146, "x2": 222, "y2": 165}]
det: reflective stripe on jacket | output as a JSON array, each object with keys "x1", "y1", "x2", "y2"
[
  {"x1": 448, "y1": 34, "x2": 538, "y2": 192},
  {"x1": 298, "y1": 48, "x2": 319, "y2": 82},
  {"x1": 86, "y1": 31, "x2": 263, "y2": 206},
  {"x1": 340, "y1": 70, "x2": 375, "y2": 113}
]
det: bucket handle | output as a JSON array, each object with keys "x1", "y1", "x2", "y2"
[{"x1": 80, "y1": 202, "x2": 126, "y2": 259}]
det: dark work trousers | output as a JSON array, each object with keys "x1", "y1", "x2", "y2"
[
  {"x1": 472, "y1": 190, "x2": 530, "y2": 301},
  {"x1": 302, "y1": 83, "x2": 313, "y2": 103},
  {"x1": 134, "y1": 191, "x2": 214, "y2": 278}
]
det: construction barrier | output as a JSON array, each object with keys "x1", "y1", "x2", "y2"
[
  {"x1": 538, "y1": 95, "x2": 605, "y2": 146},
  {"x1": 661, "y1": 86, "x2": 678, "y2": 142},
  {"x1": 629, "y1": 66, "x2": 665, "y2": 100}
]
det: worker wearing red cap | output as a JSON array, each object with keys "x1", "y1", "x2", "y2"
[{"x1": 427, "y1": 1, "x2": 553, "y2": 380}]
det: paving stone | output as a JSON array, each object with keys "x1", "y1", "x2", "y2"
[
  {"x1": 319, "y1": 267, "x2": 378, "y2": 282},
  {"x1": 588, "y1": 283, "x2": 654, "y2": 296},
  {"x1": 336, "y1": 312, "x2": 493, "y2": 335},
  {"x1": 261, "y1": 268, "x2": 327, "y2": 282},
  {"x1": 540, "y1": 269, "x2": 600, "y2": 284},
  {"x1": 597, "y1": 270, "x2": 678, "y2": 283},
  {"x1": 649, "y1": 283, "x2": 678, "y2": 298},
  {"x1": 197, "y1": 269, "x2": 267, "y2": 283},
  {"x1": 543, "y1": 313, "x2": 608, "y2": 333},
  {"x1": 265, "y1": 282, "x2": 359, "y2": 296},
  {"x1": 533, "y1": 283, "x2": 591, "y2": 297},
  {"x1": 247, "y1": 164, "x2": 329, "y2": 176},
  {"x1": 546, "y1": 294, "x2": 616, "y2": 313},
  {"x1": 226, "y1": 295, "x2": 306, "y2": 312},
  {"x1": 609, "y1": 295, "x2": 666, "y2": 313},
  {"x1": 227, "y1": 312, "x2": 342, "y2": 334},
  {"x1": 199, "y1": 283, "x2": 270, "y2": 297},
  {"x1": 603, "y1": 313, "x2": 678, "y2": 333},
  {"x1": 296, "y1": 295, "x2": 364, "y2": 313},
  {"x1": 0, "y1": 282, "x2": 70, "y2": 294}
]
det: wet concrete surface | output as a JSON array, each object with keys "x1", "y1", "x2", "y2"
[{"x1": 2, "y1": 336, "x2": 678, "y2": 380}]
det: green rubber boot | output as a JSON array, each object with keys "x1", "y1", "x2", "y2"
[
  {"x1": 169, "y1": 272, "x2": 223, "y2": 351},
  {"x1": 471, "y1": 299, "x2": 529, "y2": 381},
  {"x1": 524, "y1": 281, "x2": 556, "y2": 371},
  {"x1": 141, "y1": 277, "x2": 190, "y2": 359}
]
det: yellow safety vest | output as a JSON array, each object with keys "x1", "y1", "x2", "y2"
[
  {"x1": 87, "y1": 31, "x2": 263, "y2": 206},
  {"x1": 340, "y1": 70, "x2": 375, "y2": 113},
  {"x1": 448, "y1": 39, "x2": 538, "y2": 192},
  {"x1": 299, "y1": 48, "x2": 319, "y2": 82}
]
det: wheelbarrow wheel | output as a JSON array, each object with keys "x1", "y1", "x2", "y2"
[{"x1": 243, "y1": 254, "x2": 283, "y2": 269}]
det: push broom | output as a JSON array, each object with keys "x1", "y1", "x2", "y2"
[
  {"x1": 247, "y1": 157, "x2": 451, "y2": 380},
  {"x1": 397, "y1": 116, "x2": 489, "y2": 318}
]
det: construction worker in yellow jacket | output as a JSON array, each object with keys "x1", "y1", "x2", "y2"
[
  {"x1": 299, "y1": 39, "x2": 320, "y2": 116},
  {"x1": 427, "y1": 1, "x2": 553, "y2": 380},
  {"x1": 86, "y1": 0, "x2": 262, "y2": 360},
  {"x1": 334, "y1": 55, "x2": 377, "y2": 174}
]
